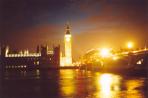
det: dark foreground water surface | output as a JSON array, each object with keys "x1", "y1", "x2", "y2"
[{"x1": 0, "y1": 69, "x2": 148, "y2": 98}]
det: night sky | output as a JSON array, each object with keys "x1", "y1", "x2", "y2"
[{"x1": 1, "y1": 0, "x2": 148, "y2": 59}]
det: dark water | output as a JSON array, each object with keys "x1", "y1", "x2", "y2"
[{"x1": 0, "y1": 69, "x2": 148, "y2": 98}]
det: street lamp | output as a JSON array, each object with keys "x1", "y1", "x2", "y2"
[
  {"x1": 99, "y1": 48, "x2": 111, "y2": 58},
  {"x1": 127, "y1": 42, "x2": 134, "y2": 49}
]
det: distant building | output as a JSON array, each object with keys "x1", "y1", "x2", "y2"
[
  {"x1": 40, "y1": 45, "x2": 60, "y2": 68},
  {"x1": 1, "y1": 45, "x2": 60, "y2": 69}
]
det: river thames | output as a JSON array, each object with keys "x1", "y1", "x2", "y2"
[{"x1": 0, "y1": 69, "x2": 148, "y2": 98}]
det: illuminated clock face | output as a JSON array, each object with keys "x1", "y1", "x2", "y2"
[{"x1": 66, "y1": 37, "x2": 70, "y2": 42}]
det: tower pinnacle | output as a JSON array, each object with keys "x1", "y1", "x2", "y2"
[{"x1": 65, "y1": 23, "x2": 71, "y2": 35}]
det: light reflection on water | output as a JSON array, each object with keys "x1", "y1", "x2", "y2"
[
  {"x1": 58, "y1": 70, "x2": 147, "y2": 98},
  {"x1": 96, "y1": 73, "x2": 121, "y2": 98},
  {"x1": 59, "y1": 70, "x2": 75, "y2": 97},
  {"x1": 124, "y1": 79, "x2": 145, "y2": 98},
  {"x1": 1, "y1": 69, "x2": 147, "y2": 98}
]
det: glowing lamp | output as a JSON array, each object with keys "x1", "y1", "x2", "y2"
[
  {"x1": 127, "y1": 42, "x2": 134, "y2": 49},
  {"x1": 112, "y1": 56, "x2": 119, "y2": 61},
  {"x1": 100, "y1": 48, "x2": 111, "y2": 58}
]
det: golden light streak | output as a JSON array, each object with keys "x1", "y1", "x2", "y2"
[
  {"x1": 59, "y1": 70, "x2": 75, "y2": 96},
  {"x1": 95, "y1": 73, "x2": 121, "y2": 98},
  {"x1": 99, "y1": 74, "x2": 112, "y2": 94}
]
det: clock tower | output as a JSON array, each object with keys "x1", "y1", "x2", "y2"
[{"x1": 64, "y1": 24, "x2": 72, "y2": 65}]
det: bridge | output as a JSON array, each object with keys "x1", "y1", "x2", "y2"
[
  {"x1": 80, "y1": 48, "x2": 148, "y2": 74},
  {"x1": 115, "y1": 49, "x2": 148, "y2": 67}
]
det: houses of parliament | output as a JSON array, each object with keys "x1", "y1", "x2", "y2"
[{"x1": 0, "y1": 24, "x2": 73, "y2": 69}]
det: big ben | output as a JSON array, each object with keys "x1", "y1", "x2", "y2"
[{"x1": 64, "y1": 24, "x2": 72, "y2": 65}]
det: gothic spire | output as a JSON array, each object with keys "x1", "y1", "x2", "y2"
[{"x1": 65, "y1": 23, "x2": 71, "y2": 35}]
